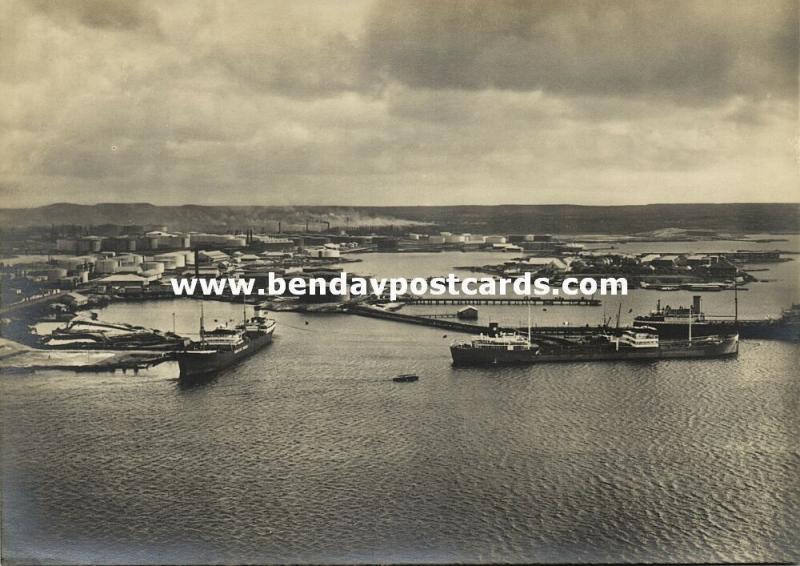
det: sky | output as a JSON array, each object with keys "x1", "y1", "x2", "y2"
[{"x1": 1, "y1": 0, "x2": 798, "y2": 207}]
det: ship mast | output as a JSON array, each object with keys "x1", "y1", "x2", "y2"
[
  {"x1": 195, "y1": 247, "x2": 204, "y2": 339},
  {"x1": 527, "y1": 295, "x2": 531, "y2": 343},
  {"x1": 688, "y1": 305, "x2": 692, "y2": 343}
]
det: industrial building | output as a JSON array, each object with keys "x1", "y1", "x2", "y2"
[{"x1": 457, "y1": 306, "x2": 479, "y2": 320}]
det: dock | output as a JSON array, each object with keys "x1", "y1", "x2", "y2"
[
  {"x1": 0, "y1": 340, "x2": 176, "y2": 374},
  {"x1": 343, "y1": 305, "x2": 487, "y2": 333},
  {"x1": 72, "y1": 351, "x2": 175, "y2": 373},
  {"x1": 0, "y1": 291, "x2": 70, "y2": 316},
  {"x1": 342, "y1": 304, "x2": 799, "y2": 343}
]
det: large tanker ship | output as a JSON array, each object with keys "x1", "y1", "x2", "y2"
[
  {"x1": 633, "y1": 296, "x2": 800, "y2": 341},
  {"x1": 177, "y1": 306, "x2": 276, "y2": 378},
  {"x1": 450, "y1": 322, "x2": 738, "y2": 366}
]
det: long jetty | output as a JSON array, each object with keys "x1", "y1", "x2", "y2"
[
  {"x1": 73, "y1": 351, "x2": 175, "y2": 373},
  {"x1": 343, "y1": 305, "x2": 487, "y2": 333},
  {"x1": 345, "y1": 303, "x2": 798, "y2": 342},
  {"x1": 344, "y1": 304, "x2": 620, "y2": 336},
  {"x1": 0, "y1": 291, "x2": 69, "y2": 316},
  {"x1": 0, "y1": 350, "x2": 175, "y2": 374}
]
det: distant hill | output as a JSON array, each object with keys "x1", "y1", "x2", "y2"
[
  {"x1": 0, "y1": 204, "x2": 427, "y2": 233},
  {"x1": 366, "y1": 204, "x2": 800, "y2": 235},
  {"x1": 0, "y1": 203, "x2": 797, "y2": 235}
]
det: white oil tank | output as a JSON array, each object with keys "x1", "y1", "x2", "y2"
[
  {"x1": 143, "y1": 261, "x2": 165, "y2": 274},
  {"x1": 95, "y1": 259, "x2": 119, "y2": 274},
  {"x1": 117, "y1": 254, "x2": 144, "y2": 265},
  {"x1": 46, "y1": 268, "x2": 68, "y2": 281},
  {"x1": 156, "y1": 253, "x2": 185, "y2": 268}
]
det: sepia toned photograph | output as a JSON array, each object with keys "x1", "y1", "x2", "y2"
[{"x1": 1, "y1": 0, "x2": 798, "y2": 564}]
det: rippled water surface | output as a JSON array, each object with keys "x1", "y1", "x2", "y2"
[{"x1": 2, "y1": 244, "x2": 800, "y2": 563}]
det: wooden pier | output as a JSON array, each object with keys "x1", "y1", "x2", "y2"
[
  {"x1": 0, "y1": 291, "x2": 69, "y2": 316},
  {"x1": 0, "y1": 348, "x2": 176, "y2": 374},
  {"x1": 73, "y1": 351, "x2": 175, "y2": 373},
  {"x1": 344, "y1": 304, "x2": 617, "y2": 336},
  {"x1": 343, "y1": 305, "x2": 487, "y2": 333}
]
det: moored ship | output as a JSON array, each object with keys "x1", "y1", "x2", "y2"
[
  {"x1": 177, "y1": 306, "x2": 276, "y2": 378},
  {"x1": 634, "y1": 296, "x2": 800, "y2": 341},
  {"x1": 450, "y1": 322, "x2": 738, "y2": 366},
  {"x1": 633, "y1": 295, "x2": 714, "y2": 338}
]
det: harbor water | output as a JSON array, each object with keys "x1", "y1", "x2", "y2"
[{"x1": 2, "y1": 242, "x2": 799, "y2": 563}]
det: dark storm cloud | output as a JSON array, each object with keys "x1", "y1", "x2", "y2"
[{"x1": 364, "y1": 0, "x2": 798, "y2": 102}]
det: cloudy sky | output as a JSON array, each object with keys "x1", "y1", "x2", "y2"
[{"x1": 1, "y1": 0, "x2": 797, "y2": 207}]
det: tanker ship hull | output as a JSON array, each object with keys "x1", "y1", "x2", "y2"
[
  {"x1": 178, "y1": 330, "x2": 273, "y2": 378},
  {"x1": 451, "y1": 335, "x2": 738, "y2": 366}
]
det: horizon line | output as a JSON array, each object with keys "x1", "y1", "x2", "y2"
[{"x1": 4, "y1": 201, "x2": 800, "y2": 210}]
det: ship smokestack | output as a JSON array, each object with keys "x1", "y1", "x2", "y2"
[{"x1": 692, "y1": 295, "x2": 701, "y2": 315}]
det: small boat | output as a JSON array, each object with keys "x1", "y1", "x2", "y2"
[{"x1": 393, "y1": 373, "x2": 419, "y2": 383}]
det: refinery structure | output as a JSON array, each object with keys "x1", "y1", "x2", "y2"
[{"x1": 1, "y1": 219, "x2": 791, "y2": 309}]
